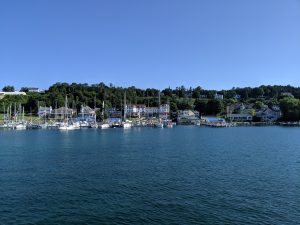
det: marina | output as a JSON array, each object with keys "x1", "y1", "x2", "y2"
[{"x1": 1, "y1": 0, "x2": 299, "y2": 224}]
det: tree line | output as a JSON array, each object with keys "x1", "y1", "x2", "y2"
[{"x1": 1, "y1": 83, "x2": 300, "y2": 121}]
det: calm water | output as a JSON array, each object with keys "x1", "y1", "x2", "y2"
[{"x1": 0, "y1": 127, "x2": 299, "y2": 224}]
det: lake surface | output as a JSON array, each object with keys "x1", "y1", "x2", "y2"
[{"x1": 0, "y1": 127, "x2": 299, "y2": 224}]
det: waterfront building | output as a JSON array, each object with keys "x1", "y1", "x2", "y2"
[
  {"x1": 125, "y1": 104, "x2": 170, "y2": 118},
  {"x1": 177, "y1": 110, "x2": 200, "y2": 125},
  {"x1": 226, "y1": 103, "x2": 255, "y2": 122},
  {"x1": 38, "y1": 106, "x2": 53, "y2": 117},
  {"x1": 51, "y1": 107, "x2": 74, "y2": 119},
  {"x1": 106, "y1": 108, "x2": 122, "y2": 118},
  {"x1": 227, "y1": 103, "x2": 253, "y2": 115},
  {"x1": 255, "y1": 106, "x2": 282, "y2": 121},
  {"x1": 78, "y1": 105, "x2": 99, "y2": 121}
]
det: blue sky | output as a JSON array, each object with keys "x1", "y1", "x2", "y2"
[{"x1": 0, "y1": 0, "x2": 299, "y2": 90}]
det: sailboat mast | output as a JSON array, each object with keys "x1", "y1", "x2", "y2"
[
  {"x1": 55, "y1": 100, "x2": 58, "y2": 121},
  {"x1": 30, "y1": 107, "x2": 32, "y2": 123},
  {"x1": 65, "y1": 96, "x2": 68, "y2": 123},
  {"x1": 44, "y1": 105, "x2": 46, "y2": 124},
  {"x1": 158, "y1": 90, "x2": 161, "y2": 119},
  {"x1": 123, "y1": 90, "x2": 127, "y2": 121},
  {"x1": 102, "y1": 101, "x2": 104, "y2": 117},
  {"x1": 37, "y1": 101, "x2": 40, "y2": 124},
  {"x1": 2, "y1": 103, "x2": 5, "y2": 123},
  {"x1": 93, "y1": 97, "x2": 96, "y2": 123},
  {"x1": 14, "y1": 103, "x2": 16, "y2": 122},
  {"x1": 22, "y1": 106, "x2": 24, "y2": 122}
]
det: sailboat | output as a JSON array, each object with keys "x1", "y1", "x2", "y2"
[
  {"x1": 154, "y1": 90, "x2": 163, "y2": 128},
  {"x1": 15, "y1": 106, "x2": 27, "y2": 130},
  {"x1": 122, "y1": 91, "x2": 132, "y2": 129},
  {"x1": 99, "y1": 100, "x2": 110, "y2": 129},
  {"x1": 58, "y1": 96, "x2": 75, "y2": 130},
  {"x1": 163, "y1": 100, "x2": 173, "y2": 128}
]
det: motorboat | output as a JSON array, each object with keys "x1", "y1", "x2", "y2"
[
  {"x1": 122, "y1": 122, "x2": 132, "y2": 129},
  {"x1": 100, "y1": 123, "x2": 110, "y2": 129}
]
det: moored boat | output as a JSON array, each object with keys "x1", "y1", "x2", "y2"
[
  {"x1": 100, "y1": 123, "x2": 110, "y2": 129},
  {"x1": 122, "y1": 122, "x2": 132, "y2": 129}
]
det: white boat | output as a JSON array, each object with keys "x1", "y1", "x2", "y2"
[
  {"x1": 58, "y1": 125, "x2": 75, "y2": 130},
  {"x1": 80, "y1": 121, "x2": 90, "y2": 128},
  {"x1": 121, "y1": 91, "x2": 132, "y2": 129},
  {"x1": 90, "y1": 123, "x2": 98, "y2": 128},
  {"x1": 27, "y1": 123, "x2": 41, "y2": 129},
  {"x1": 163, "y1": 119, "x2": 173, "y2": 128},
  {"x1": 122, "y1": 122, "x2": 132, "y2": 129},
  {"x1": 0, "y1": 124, "x2": 8, "y2": 129},
  {"x1": 40, "y1": 123, "x2": 48, "y2": 129},
  {"x1": 15, "y1": 123, "x2": 27, "y2": 130},
  {"x1": 73, "y1": 122, "x2": 81, "y2": 129},
  {"x1": 100, "y1": 123, "x2": 110, "y2": 129},
  {"x1": 165, "y1": 122, "x2": 173, "y2": 128},
  {"x1": 58, "y1": 123, "x2": 75, "y2": 130},
  {"x1": 47, "y1": 122, "x2": 60, "y2": 129}
]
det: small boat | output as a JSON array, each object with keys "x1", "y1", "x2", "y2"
[
  {"x1": 58, "y1": 123, "x2": 75, "y2": 130},
  {"x1": 0, "y1": 124, "x2": 8, "y2": 129},
  {"x1": 47, "y1": 123, "x2": 60, "y2": 129},
  {"x1": 89, "y1": 123, "x2": 99, "y2": 129},
  {"x1": 154, "y1": 122, "x2": 164, "y2": 128},
  {"x1": 27, "y1": 123, "x2": 41, "y2": 129},
  {"x1": 15, "y1": 123, "x2": 27, "y2": 130},
  {"x1": 100, "y1": 123, "x2": 110, "y2": 129},
  {"x1": 122, "y1": 122, "x2": 132, "y2": 129},
  {"x1": 40, "y1": 123, "x2": 48, "y2": 129},
  {"x1": 80, "y1": 121, "x2": 90, "y2": 128},
  {"x1": 163, "y1": 120, "x2": 173, "y2": 128},
  {"x1": 165, "y1": 122, "x2": 173, "y2": 128}
]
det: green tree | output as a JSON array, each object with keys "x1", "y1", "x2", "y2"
[
  {"x1": 194, "y1": 99, "x2": 207, "y2": 114},
  {"x1": 2, "y1": 86, "x2": 15, "y2": 92},
  {"x1": 206, "y1": 100, "x2": 223, "y2": 115},
  {"x1": 192, "y1": 86, "x2": 202, "y2": 98},
  {"x1": 20, "y1": 87, "x2": 29, "y2": 92},
  {"x1": 279, "y1": 97, "x2": 300, "y2": 121},
  {"x1": 254, "y1": 101, "x2": 264, "y2": 109}
]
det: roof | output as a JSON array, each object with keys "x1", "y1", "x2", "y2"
[
  {"x1": 227, "y1": 114, "x2": 252, "y2": 117},
  {"x1": 205, "y1": 117, "x2": 225, "y2": 122},
  {"x1": 0, "y1": 91, "x2": 26, "y2": 95}
]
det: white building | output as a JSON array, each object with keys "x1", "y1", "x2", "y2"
[
  {"x1": 38, "y1": 106, "x2": 53, "y2": 117},
  {"x1": 214, "y1": 93, "x2": 224, "y2": 100},
  {"x1": 0, "y1": 91, "x2": 26, "y2": 100},
  {"x1": 125, "y1": 104, "x2": 170, "y2": 118},
  {"x1": 28, "y1": 87, "x2": 44, "y2": 93}
]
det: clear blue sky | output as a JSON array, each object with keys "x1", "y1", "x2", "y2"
[{"x1": 0, "y1": 0, "x2": 299, "y2": 90}]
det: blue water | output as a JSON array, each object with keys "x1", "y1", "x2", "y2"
[{"x1": 0, "y1": 127, "x2": 299, "y2": 224}]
